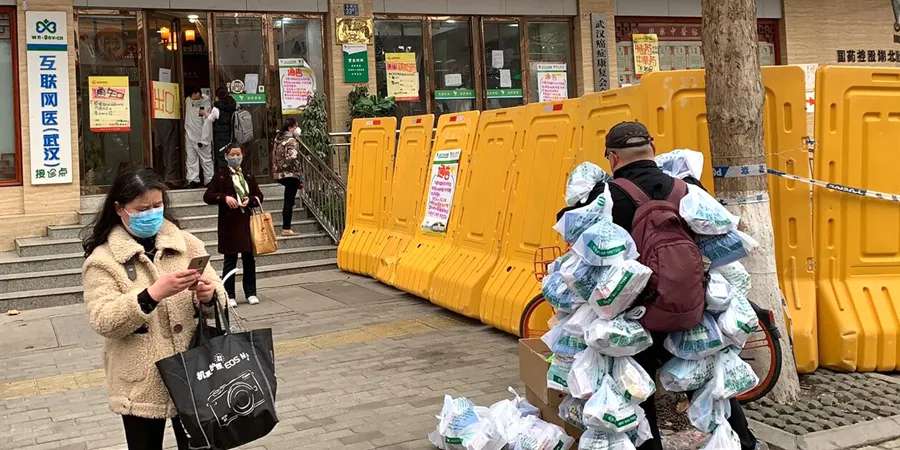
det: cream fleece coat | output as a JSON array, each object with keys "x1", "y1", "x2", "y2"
[{"x1": 82, "y1": 221, "x2": 227, "y2": 419}]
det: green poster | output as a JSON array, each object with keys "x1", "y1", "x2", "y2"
[{"x1": 343, "y1": 44, "x2": 369, "y2": 83}]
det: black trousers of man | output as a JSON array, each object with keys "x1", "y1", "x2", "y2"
[
  {"x1": 632, "y1": 333, "x2": 757, "y2": 450},
  {"x1": 223, "y1": 252, "x2": 257, "y2": 300}
]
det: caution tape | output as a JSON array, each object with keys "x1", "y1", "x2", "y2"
[
  {"x1": 713, "y1": 163, "x2": 767, "y2": 178},
  {"x1": 766, "y1": 168, "x2": 900, "y2": 202},
  {"x1": 718, "y1": 192, "x2": 770, "y2": 206}
]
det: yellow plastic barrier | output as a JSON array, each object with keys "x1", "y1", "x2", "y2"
[
  {"x1": 336, "y1": 117, "x2": 397, "y2": 275},
  {"x1": 815, "y1": 66, "x2": 900, "y2": 372},
  {"x1": 577, "y1": 86, "x2": 648, "y2": 168},
  {"x1": 429, "y1": 107, "x2": 526, "y2": 318},
  {"x1": 641, "y1": 68, "x2": 818, "y2": 372},
  {"x1": 480, "y1": 99, "x2": 582, "y2": 335},
  {"x1": 373, "y1": 115, "x2": 435, "y2": 285},
  {"x1": 761, "y1": 66, "x2": 818, "y2": 373},
  {"x1": 390, "y1": 111, "x2": 481, "y2": 296}
]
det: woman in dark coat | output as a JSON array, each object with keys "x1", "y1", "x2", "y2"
[{"x1": 203, "y1": 144, "x2": 264, "y2": 306}]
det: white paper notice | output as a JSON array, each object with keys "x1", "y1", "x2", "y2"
[
  {"x1": 244, "y1": 73, "x2": 259, "y2": 95},
  {"x1": 492, "y1": 50, "x2": 504, "y2": 69},
  {"x1": 159, "y1": 68, "x2": 171, "y2": 83},
  {"x1": 800, "y1": 63, "x2": 817, "y2": 112},
  {"x1": 500, "y1": 69, "x2": 512, "y2": 88},
  {"x1": 445, "y1": 73, "x2": 462, "y2": 87}
]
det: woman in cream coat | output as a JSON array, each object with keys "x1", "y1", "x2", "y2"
[{"x1": 82, "y1": 169, "x2": 227, "y2": 450}]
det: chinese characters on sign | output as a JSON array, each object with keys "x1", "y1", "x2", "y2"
[
  {"x1": 279, "y1": 58, "x2": 317, "y2": 114},
  {"x1": 591, "y1": 13, "x2": 610, "y2": 92},
  {"x1": 26, "y1": 11, "x2": 72, "y2": 185},
  {"x1": 342, "y1": 44, "x2": 368, "y2": 83},
  {"x1": 151, "y1": 81, "x2": 181, "y2": 119},
  {"x1": 632, "y1": 33, "x2": 660, "y2": 76},
  {"x1": 835, "y1": 49, "x2": 900, "y2": 63},
  {"x1": 88, "y1": 76, "x2": 130, "y2": 132},
  {"x1": 421, "y1": 149, "x2": 462, "y2": 234},
  {"x1": 385, "y1": 52, "x2": 419, "y2": 101},
  {"x1": 534, "y1": 62, "x2": 568, "y2": 103}
]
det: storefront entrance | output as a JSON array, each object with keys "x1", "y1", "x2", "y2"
[{"x1": 75, "y1": 9, "x2": 326, "y2": 194}]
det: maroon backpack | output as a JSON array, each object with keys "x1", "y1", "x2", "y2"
[{"x1": 610, "y1": 178, "x2": 705, "y2": 332}]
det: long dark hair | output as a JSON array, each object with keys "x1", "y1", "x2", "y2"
[
  {"x1": 81, "y1": 168, "x2": 179, "y2": 257},
  {"x1": 279, "y1": 117, "x2": 298, "y2": 135}
]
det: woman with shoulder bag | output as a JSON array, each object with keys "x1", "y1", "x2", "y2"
[
  {"x1": 204, "y1": 144, "x2": 264, "y2": 307},
  {"x1": 81, "y1": 169, "x2": 227, "y2": 450},
  {"x1": 271, "y1": 118, "x2": 303, "y2": 236}
]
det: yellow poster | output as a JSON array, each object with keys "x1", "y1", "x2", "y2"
[
  {"x1": 151, "y1": 81, "x2": 181, "y2": 120},
  {"x1": 385, "y1": 52, "x2": 419, "y2": 101},
  {"x1": 89, "y1": 76, "x2": 130, "y2": 132},
  {"x1": 632, "y1": 34, "x2": 660, "y2": 76}
]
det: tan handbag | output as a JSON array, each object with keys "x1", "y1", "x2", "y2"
[{"x1": 250, "y1": 200, "x2": 278, "y2": 256}]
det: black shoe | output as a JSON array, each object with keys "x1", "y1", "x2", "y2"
[{"x1": 187, "y1": 181, "x2": 201, "y2": 189}]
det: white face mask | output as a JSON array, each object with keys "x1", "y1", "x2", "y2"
[{"x1": 292, "y1": 128, "x2": 301, "y2": 138}]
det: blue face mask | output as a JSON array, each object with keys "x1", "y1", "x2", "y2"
[{"x1": 125, "y1": 207, "x2": 165, "y2": 238}]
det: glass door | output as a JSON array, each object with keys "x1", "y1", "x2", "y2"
[
  {"x1": 271, "y1": 16, "x2": 324, "y2": 127},
  {"x1": 482, "y1": 20, "x2": 524, "y2": 109},
  {"x1": 75, "y1": 11, "x2": 147, "y2": 193},
  {"x1": 213, "y1": 14, "x2": 270, "y2": 179},
  {"x1": 429, "y1": 18, "x2": 475, "y2": 117},
  {"x1": 375, "y1": 20, "x2": 428, "y2": 118}
]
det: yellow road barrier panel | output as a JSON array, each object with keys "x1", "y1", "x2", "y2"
[
  {"x1": 373, "y1": 115, "x2": 435, "y2": 285},
  {"x1": 337, "y1": 117, "x2": 397, "y2": 275},
  {"x1": 815, "y1": 66, "x2": 900, "y2": 372},
  {"x1": 480, "y1": 99, "x2": 582, "y2": 335},
  {"x1": 430, "y1": 107, "x2": 526, "y2": 318},
  {"x1": 391, "y1": 111, "x2": 481, "y2": 296},
  {"x1": 577, "y1": 85, "x2": 648, "y2": 168}
]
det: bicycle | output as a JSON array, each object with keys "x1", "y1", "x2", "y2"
[{"x1": 520, "y1": 246, "x2": 782, "y2": 404}]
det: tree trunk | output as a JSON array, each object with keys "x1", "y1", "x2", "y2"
[{"x1": 701, "y1": 0, "x2": 801, "y2": 404}]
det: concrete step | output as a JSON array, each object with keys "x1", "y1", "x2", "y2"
[
  {"x1": 0, "y1": 246, "x2": 336, "y2": 292},
  {"x1": 48, "y1": 215, "x2": 316, "y2": 240},
  {"x1": 79, "y1": 183, "x2": 290, "y2": 211},
  {"x1": 0, "y1": 251, "x2": 85, "y2": 275},
  {"x1": 0, "y1": 257, "x2": 337, "y2": 311},
  {"x1": 15, "y1": 232, "x2": 334, "y2": 258},
  {"x1": 78, "y1": 198, "x2": 289, "y2": 225}
]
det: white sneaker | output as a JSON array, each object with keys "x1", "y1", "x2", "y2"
[
  {"x1": 227, "y1": 297, "x2": 238, "y2": 308},
  {"x1": 247, "y1": 295, "x2": 260, "y2": 305}
]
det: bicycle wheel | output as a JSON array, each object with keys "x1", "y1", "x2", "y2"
[
  {"x1": 519, "y1": 294, "x2": 554, "y2": 338},
  {"x1": 737, "y1": 304, "x2": 783, "y2": 403}
]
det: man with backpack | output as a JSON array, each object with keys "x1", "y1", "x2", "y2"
[{"x1": 561, "y1": 121, "x2": 761, "y2": 450}]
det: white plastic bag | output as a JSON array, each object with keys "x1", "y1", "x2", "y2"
[
  {"x1": 542, "y1": 271, "x2": 582, "y2": 313},
  {"x1": 655, "y1": 149, "x2": 704, "y2": 180},
  {"x1": 549, "y1": 251, "x2": 576, "y2": 275},
  {"x1": 588, "y1": 259, "x2": 653, "y2": 320},
  {"x1": 611, "y1": 356, "x2": 656, "y2": 404},
  {"x1": 697, "y1": 230, "x2": 759, "y2": 269},
  {"x1": 541, "y1": 312, "x2": 570, "y2": 350},
  {"x1": 664, "y1": 313, "x2": 727, "y2": 360},
  {"x1": 679, "y1": 184, "x2": 739, "y2": 235},
  {"x1": 560, "y1": 255, "x2": 607, "y2": 301},
  {"x1": 688, "y1": 383, "x2": 731, "y2": 433},
  {"x1": 705, "y1": 272, "x2": 733, "y2": 312},
  {"x1": 564, "y1": 303, "x2": 600, "y2": 337},
  {"x1": 558, "y1": 395, "x2": 587, "y2": 430},
  {"x1": 712, "y1": 261, "x2": 751, "y2": 297},
  {"x1": 508, "y1": 415, "x2": 575, "y2": 450},
  {"x1": 711, "y1": 347, "x2": 759, "y2": 400},
  {"x1": 551, "y1": 330, "x2": 588, "y2": 358},
  {"x1": 566, "y1": 162, "x2": 611, "y2": 206},
  {"x1": 555, "y1": 187, "x2": 614, "y2": 243},
  {"x1": 659, "y1": 356, "x2": 716, "y2": 392},
  {"x1": 578, "y1": 429, "x2": 637, "y2": 450},
  {"x1": 567, "y1": 349, "x2": 611, "y2": 399},
  {"x1": 572, "y1": 218, "x2": 640, "y2": 266},
  {"x1": 547, "y1": 354, "x2": 575, "y2": 392},
  {"x1": 717, "y1": 293, "x2": 759, "y2": 348},
  {"x1": 585, "y1": 316, "x2": 653, "y2": 358},
  {"x1": 625, "y1": 408, "x2": 653, "y2": 448},
  {"x1": 583, "y1": 377, "x2": 642, "y2": 433},
  {"x1": 700, "y1": 421, "x2": 741, "y2": 450},
  {"x1": 430, "y1": 395, "x2": 483, "y2": 449}
]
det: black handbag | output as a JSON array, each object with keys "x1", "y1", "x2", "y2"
[{"x1": 156, "y1": 297, "x2": 278, "y2": 449}]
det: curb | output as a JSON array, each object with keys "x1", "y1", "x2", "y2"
[{"x1": 750, "y1": 416, "x2": 900, "y2": 450}]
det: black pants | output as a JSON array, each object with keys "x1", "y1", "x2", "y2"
[
  {"x1": 122, "y1": 415, "x2": 188, "y2": 450},
  {"x1": 223, "y1": 252, "x2": 256, "y2": 299},
  {"x1": 278, "y1": 177, "x2": 301, "y2": 230},
  {"x1": 633, "y1": 333, "x2": 757, "y2": 450}
]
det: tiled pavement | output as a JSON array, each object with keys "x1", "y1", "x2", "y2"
[{"x1": 0, "y1": 270, "x2": 523, "y2": 450}]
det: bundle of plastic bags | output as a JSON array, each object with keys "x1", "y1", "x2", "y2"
[
  {"x1": 656, "y1": 149, "x2": 704, "y2": 180},
  {"x1": 571, "y1": 219, "x2": 639, "y2": 266},
  {"x1": 696, "y1": 230, "x2": 759, "y2": 269},
  {"x1": 587, "y1": 260, "x2": 653, "y2": 320},
  {"x1": 584, "y1": 315, "x2": 653, "y2": 358},
  {"x1": 566, "y1": 162, "x2": 611, "y2": 207},
  {"x1": 582, "y1": 377, "x2": 642, "y2": 434},
  {"x1": 566, "y1": 348, "x2": 611, "y2": 399},
  {"x1": 659, "y1": 355, "x2": 716, "y2": 392},
  {"x1": 543, "y1": 271, "x2": 582, "y2": 313},
  {"x1": 555, "y1": 188, "x2": 614, "y2": 244},
  {"x1": 679, "y1": 184, "x2": 739, "y2": 236},
  {"x1": 559, "y1": 254, "x2": 608, "y2": 302},
  {"x1": 663, "y1": 313, "x2": 726, "y2": 360}
]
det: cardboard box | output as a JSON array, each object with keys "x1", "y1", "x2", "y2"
[{"x1": 518, "y1": 338, "x2": 584, "y2": 439}]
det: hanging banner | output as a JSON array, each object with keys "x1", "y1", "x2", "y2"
[
  {"x1": 633, "y1": 33, "x2": 660, "y2": 75},
  {"x1": 342, "y1": 44, "x2": 369, "y2": 83},
  {"x1": 279, "y1": 58, "x2": 316, "y2": 114},
  {"x1": 385, "y1": 52, "x2": 419, "y2": 101},
  {"x1": 591, "y1": 13, "x2": 611, "y2": 92},
  {"x1": 26, "y1": 11, "x2": 73, "y2": 185},
  {"x1": 534, "y1": 62, "x2": 568, "y2": 103},
  {"x1": 421, "y1": 149, "x2": 461, "y2": 233},
  {"x1": 88, "y1": 76, "x2": 130, "y2": 132},
  {"x1": 151, "y1": 81, "x2": 181, "y2": 119}
]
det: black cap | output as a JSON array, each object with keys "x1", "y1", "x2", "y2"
[{"x1": 605, "y1": 121, "x2": 653, "y2": 149}]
